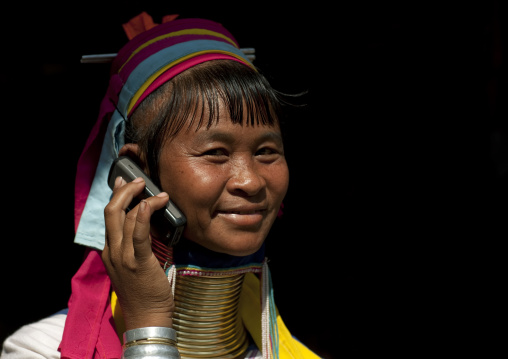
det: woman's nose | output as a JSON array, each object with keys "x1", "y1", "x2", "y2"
[{"x1": 227, "y1": 158, "x2": 265, "y2": 196}]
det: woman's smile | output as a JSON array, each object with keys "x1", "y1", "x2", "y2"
[{"x1": 157, "y1": 107, "x2": 289, "y2": 256}]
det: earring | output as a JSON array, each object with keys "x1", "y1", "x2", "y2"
[{"x1": 277, "y1": 202, "x2": 284, "y2": 218}]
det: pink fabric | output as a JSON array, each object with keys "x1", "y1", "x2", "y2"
[
  {"x1": 129, "y1": 53, "x2": 250, "y2": 116},
  {"x1": 59, "y1": 250, "x2": 121, "y2": 358},
  {"x1": 68, "y1": 75, "x2": 124, "y2": 357}
]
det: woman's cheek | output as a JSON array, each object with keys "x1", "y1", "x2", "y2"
[
  {"x1": 165, "y1": 165, "x2": 223, "y2": 218},
  {"x1": 269, "y1": 163, "x2": 290, "y2": 202}
]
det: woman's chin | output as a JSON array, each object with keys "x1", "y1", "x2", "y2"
[{"x1": 193, "y1": 238, "x2": 264, "y2": 257}]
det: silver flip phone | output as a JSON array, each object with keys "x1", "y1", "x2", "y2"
[{"x1": 107, "y1": 156, "x2": 186, "y2": 247}]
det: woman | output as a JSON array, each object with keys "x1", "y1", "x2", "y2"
[{"x1": 1, "y1": 12, "x2": 319, "y2": 359}]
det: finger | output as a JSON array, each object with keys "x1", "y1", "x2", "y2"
[
  {"x1": 112, "y1": 176, "x2": 145, "y2": 211},
  {"x1": 113, "y1": 175, "x2": 127, "y2": 191},
  {"x1": 104, "y1": 177, "x2": 126, "y2": 246},
  {"x1": 104, "y1": 177, "x2": 145, "y2": 252},
  {"x1": 120, "y1": 204, "x2": 139, "y2": 259},
  {"x1": 131, "y1": 192, "x2": 170, "y2": 261}
]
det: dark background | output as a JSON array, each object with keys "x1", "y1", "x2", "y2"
[{"x1": 1, "y1": 1, "x2": 506, "y2": 358}]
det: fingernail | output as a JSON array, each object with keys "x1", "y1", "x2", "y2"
[
  {"x1": 133, "y1": 177, "x2": 144, "y2": 183},
  {"x1": 114, "y1": 176, "x2": 123, "y2": 188},
  {"x1": 157, "y1": 192, "x2": 169, "y2": 198},
  {"x1": 140, "y1": 200, "x2": 147, "y2": 212}
]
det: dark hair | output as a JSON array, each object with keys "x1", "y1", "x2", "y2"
[{"x1": 126, "y1": 59, "x2": 290, "y2": 187}]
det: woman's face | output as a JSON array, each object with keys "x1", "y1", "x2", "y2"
[{"x1": 157, "y1": 107, "x2": 289, "y2": 256}]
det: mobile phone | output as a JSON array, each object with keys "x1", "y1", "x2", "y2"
[{"x1": 107, "y1": 156, "x2": 186, "y2": 247}]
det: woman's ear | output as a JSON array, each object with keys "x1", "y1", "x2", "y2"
[{"x1": 118, "y1": 143, "x2": 147, "y2": 171}]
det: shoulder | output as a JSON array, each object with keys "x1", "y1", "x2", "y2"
[{"x1": 1, "y1": 312, "x2": 66, "y2": 359}]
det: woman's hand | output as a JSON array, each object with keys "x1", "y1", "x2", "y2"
[{"x1": 102, "y1": 176, "x2": 174, "y2": 330}]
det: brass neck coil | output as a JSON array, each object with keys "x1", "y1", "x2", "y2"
[{"x1": 173, "y1": 273, "x2": 249, "y2": 358}]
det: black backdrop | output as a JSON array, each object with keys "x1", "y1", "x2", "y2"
[{"x1": 1, "y1": 2, "x2": 506, "y2": 357}]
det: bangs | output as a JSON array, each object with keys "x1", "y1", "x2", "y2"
[{"x1": 162, "y1": 60, "x2": 281, "y2": 137}]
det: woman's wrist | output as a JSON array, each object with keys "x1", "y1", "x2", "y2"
[
  {"x1": 119, "y1": 300, "x2": 174, "y2": 331},
  {"x1": 124, "y1": 314, "x2": 173, "y2": 332},
  {"x1": 122, "y1": 327, "x2": 180, "y2": 359}
]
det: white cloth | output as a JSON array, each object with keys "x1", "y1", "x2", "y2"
[
  {"x1": 1, "y1": 313, "x2": 262, "y2": 359},
  {"x1": 1, "y1": 314, "x2": 65, "y2": 359}
]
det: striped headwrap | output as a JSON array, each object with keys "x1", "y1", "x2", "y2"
[{"x1": 116, "y1": 14, "x2": 256, "y2": 118}]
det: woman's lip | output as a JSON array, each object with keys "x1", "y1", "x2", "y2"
[
  {"x1": 217, "y1": 209, "x2": 265, "y2": 214},
  {"x1": 215, "y1": 209, "x2": 266, "y2": 226}
]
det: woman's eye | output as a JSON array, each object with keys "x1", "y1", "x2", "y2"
[
  {"x1": 203, "y1": 148, "x2": 228, "y2": 156},
  {"x1": 256, "y1": 147, "x2": 278, "y2": 156}
]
